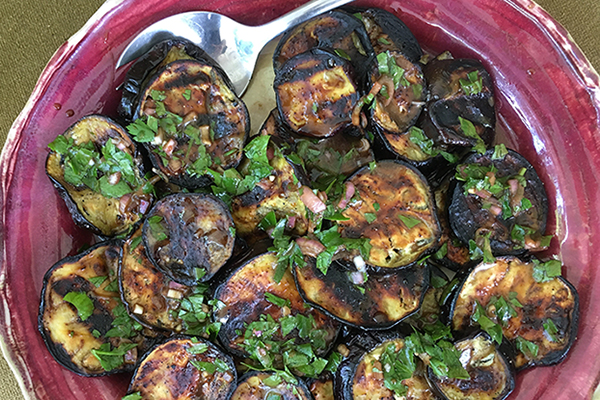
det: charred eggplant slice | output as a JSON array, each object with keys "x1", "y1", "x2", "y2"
[
  {"x1": 132, "y1": 58, "x2": 249, "y2": 188},
  {"x1": 230, "y1": 143, "x2": 309, "y2": 239},
  {"x1": 450, "y1": 256, "x2": 579, "y2": 369},
  {"x1": 120, "y1": 227, "x2": 221, "y2": 335},
  {"x1": 427, "y1": 332, "x2": 515, "y2": 400},
  {"x1": 337, "y1": 160, "x2": 441, "y2": 269},
  {"x1": 142, "y1": 193, "x2": 235, "y2": 286},
  {"x1": 38, "y1": 241, "x2": 149, "y2": 376},
  {"x1": 126, "y1": 335, "x2": 236, "y2": 399},
  {"x1": 273, "y1": 10, "x2": 374, "y2": 78},
  {"x1": 294, "y1": 257, "x2": 429, "y2": 329},
  {"x1": 449, "y1": 147, "x2": 549, "y2": 255},
  {"x1": 229, "y1": 371, "x2": 313, "y2": 400},
  {"x1": 308, "y1": 374, "x2": 335, "y2": 400},
  {"x1": 46, "y1": 115, "x2": 153, "y2": 237},
  {"x1": 214, "y1": 252, "x2": 339, "y2": 360},
  {"x1": 422, "y1": 57, "x2": 496, "y2": 151},
  {"x1": 275, "y1": 49, "x2": 361, "y2": 138}
]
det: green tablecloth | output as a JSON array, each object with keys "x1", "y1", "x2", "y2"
[{"x1": 0, "y1": 0, "x2": 598, "y2": 399}]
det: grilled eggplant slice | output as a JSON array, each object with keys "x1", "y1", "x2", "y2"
[
  {"x1": 230, "y1": 143, "x2": 309, "y2": 239},
  {"x1": 450, "y1": 256, "x2": 579, "y2": 369},
  {"x1": 120, "y1": 227, "x2": 219, "y2": 335},
  {"x1": 422, "y1": 57, "x2": 496, "y2": 151},
  {"x1": 337, "y1": 160, "x2": 441, "y2": 269},
  {"x1": 214, "y1": 252, "x2": 339, "y2": 358},
  {"x1": 336, "y1": 332, "x2": 439, "y2": 400},
  {"x1": 134, "y1": 58, "x2": 249, "y2": 188},
  {"x1": 229, "y1": 371, "x2": 313, "y2": 400},
  {"x1": 142, "y1": 193, "x2": 235, "y2": 286},
  {"x1": 427, "y1": 332, "x2": 515, "y2": 400},
  {"x1": 126, "y1": 335, "x2": 236, "y2": 399},
  {"x1": 46, "y1": 115, "x2": 153, "y2": 237},
  {"x1": 275, "y1": 48, "x2": 361, "y2": 138},
  {"x1": 38, "y1": 241, "x2": 149, "y2": 376},
  {"x1": 308, "y1": 374, "x2": 335, "y2": 400},
  {"x1": 294, "y1": 257, "x2": 429, "y2": 329},
  {"x1": 449, "y1": 148, "x2": 549, "y2": 255},
  {"x1": 273, "y1": 10, "x2": 374, "y2": 78}
]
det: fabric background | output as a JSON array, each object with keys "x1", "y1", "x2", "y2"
[{"x1": 0, "y1": 0, "x2": 598, "y2": 398}]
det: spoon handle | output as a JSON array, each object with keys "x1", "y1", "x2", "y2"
[{"x1": 259, "y1": 0, "x2": 355, "y2": 39}]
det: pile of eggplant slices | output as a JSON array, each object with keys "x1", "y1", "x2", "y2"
[{"x1": 39, "y1": 7, "x2": 579, "y2": 400}]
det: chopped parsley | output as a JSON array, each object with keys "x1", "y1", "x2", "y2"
[
  {"x1": 543, "y1": 319, "x2": 560, "y2": 342},
  {"x1": 398, "y1": 214, "x2": 422, "y2": 229},
  {"x1": 515, "y1": 337, "x2": 539, "y2": 358},
  {"x1": 376, "y1": 51, "x2": 410, "y2": 90},
  {"x1": 63, "y1": 291, "x2": 94, "y2": 321},
  {"x1": 458, "y1": 117, "x2": 486, "y2": 154},
  {"x1": 472, "y1": 301, "x2": 503, "y2": 344},
  {"x1": 91, "y1": 342, "x2": 138, "y2": 371},
  {"x1": 532, "y1": 259, "x2": 562, "y2": 283},
  {"x1": 459, "y1": 70, "x2": 484, "y2": 96},
  {"x1": 408, "y1": 126, "x2": 458, "y2": 163},
  {"x1": 172, "y1": 284, "x2": 222, "y2": 338},
  {"x1": 122, "y1": 393, "x2": 142, "y2": 400},
  {"x1": 334, "y1": 48, "x2": 351, "y2": 61}
]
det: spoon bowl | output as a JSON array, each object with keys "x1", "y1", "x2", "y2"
[{"x1": 116, "y1": 0, "x2": 355, "y2": 95}]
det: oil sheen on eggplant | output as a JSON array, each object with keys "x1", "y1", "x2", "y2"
[
  {"x1": 39, "y1": 242, "x2": 149, "y2": 376},
  {"x1": 294, "y1": 257, "x2": 429, "y2": 329},
  {"x1": 135, "y1": 57, "x2": 249, "y2": 188},
  {"x1": 450, "y1": 256, "x2": 579, "y2": 369},
  {"x1": 126, "y1": 335, "x2": 236, "y2": 400},
  {"x1": 275, "y1": 48, "x2": 361, "y2": 138},
  {"x1": 427, "y1": 332, "x2": 515, "y2": 400},
  {"x1": 214, "y1": 252, "x2": 339, "y2": 358},
  {"x1": 142, "y1": 193, "x2": 235, "y2": 286},
  {"x1": 449, "y1": 148, "x2": 549, "y2": 255},
  {"x1": 46, "y1": 115, "x2": 153, "y2": 237},
  {"x1": 228, "y1": 371, "x2": 313, "y2": 400},
  {"x1": 337, "y1": 160, "x2": 441, "y2": 269}
]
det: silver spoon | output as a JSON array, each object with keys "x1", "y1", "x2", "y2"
[{"x1": 116, "y1": 0, "x2": 355, "y2": 96}]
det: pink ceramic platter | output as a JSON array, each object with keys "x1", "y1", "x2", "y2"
[{"x1": 1, "y1": 0, "x2": 599, "y2": 398}]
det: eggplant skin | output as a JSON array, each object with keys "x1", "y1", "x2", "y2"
[
  {"x1": 120, "y1": 227, "x2": 194, "y2": 332},
  {"x1": 294, "y1": 257, "x2": 429, "y2": 330},
  {"x1": 46, "y1": 115, "x2": 153, "y2": 238},
  {"x1": 214, "y1": 252, "x2": 339, "y2": 358},
  {"x1": 127, "y1": 335, "x2": 236, "y2": 400},
  {"x1": 337, "y1": 160, "x2": 442, "y2": 269},
  {"x1": 136, "y1": 58, "x2": 249, "y2": 189},
  {"x1": 229, "y1": 371, "x2": 313, "y2": 400},
  {"x1": 449, "y1": 148, "x2": 549, "y2": 255},
  {"x1": 427, "y1": 332, "x2": 515, "y2": 400},
  {"x1": 230, "y1": 148, "x2": 309, "y2": 239},
  {"x1": 450, "y1": 256, "x2": 579, "y2": 369},
  {"x1": 275, "y1": 48, "x2": 360, "y2": 138},
  {"x1": 143, "y1": 193, "x2": 235, "y2": 286},
  {"x1": 38, "y1": 241, "x2": 145, "y2": 376}
]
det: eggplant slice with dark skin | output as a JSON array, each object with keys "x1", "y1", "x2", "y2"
[
  {"x1": 337, "y1": 160, "x2": 442, "y2": 269},
  {"x1": 228, "y1": 371, "x2": 313, "y2": 400},
  {"x1": 142, "y1": 193, "x2": 235, "y2": 286},
  {"x1": 46, "y1": 115, "x2": 154, "y2": 237},
  {"x1": 307, "y1": 373, "x2": 335, "y2": 400},
  {"x1": 275, "y1": 48, "x2": 361, "y2": 139},
  {"x1": 427, "y1": 332, "x2": 515, "y2": 400},
  {"x1": 120, "y1": 227, "x2": 219, "y2": 335},
  {"x1": 214, "y1": 252, "x2": 340, "y2": 359},
  {"x1": 294, "y1": 257, "x2": 429, "y2": 330},
  {"x1": 132, "y1": 57, "x2": 249, "y2": 188},
  {"x1": 449, "y1": 148, "x2": 549, "y2": 255},
  {"x1": 450, "y1": 256, "x2": 579, "y2": 369},
  {"x1": 273, "y1": 10, "x2": 375, "y2": 80},
  {"x1": 39, "y1": 241, "x2": 151, "y2": 376},
  {"x1": 126, "y1": 335, "x2": 237, "y2": 400}
]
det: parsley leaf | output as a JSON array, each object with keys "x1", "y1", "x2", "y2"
[
  {"x1": 63, "y1": 291, "x2": 94, "y2": 321},
  {"x1": 265, "y1": 293, "x2": 291, "y2": 308},
  {"x1": 398, "y1": 214, "x2": 421, "y2": 229},
  {"x1": 91, "y1": 342, "x2": 138, "y2": 371},
  {"x1": 532, "y1": 259, "x2": 562, "y2": 283},
  {"x1": 471, "y1": 301, "x2": 503, "y2": 344},
  {"x1": 122, "y1": 392, "x2": 143, "y2": 400}
]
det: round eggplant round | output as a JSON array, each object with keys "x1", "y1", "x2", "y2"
[
  {"x1": 125, "y1": 335, "x2": 236, "y2": 400},
  {"x1": 427, "y1": 332, "x2": 515, "y2": 400},
  {"x1": 449, "y1": 148, "x2": 549, "y2": 255},
  {"x1": 273, "y1": 10, "x2": 375, "y2": 79},
  {"x1": 120, "y1": 227, "x2": 218, "y2": 335},
  {"x1": 275, "y1": 48, "x2": 361, "y2": 139},
  {"x1": 307, "y1": 374, "x2": 335, "y2": 400},
  {"x1": 293, "y1": 257, "x2": 429, "y2": 330},
  {"x1": 213, "y1": 252, "x2": 340, "y2": 359},
  {"x1": 449, "y1": 256, "x2": 579, "y2": 369},
  {"x1": 46, "y1": 115, "x2": 154, "y2": 237},
  {"x1": 228, "y1": 371, "x2": 313, "y2": 400},
  {"x1": 134, "y1": 58, "x2": 249, "y2": 188},
  {"x1": 142, "y1": 193, "x2": 235, "y2": 286},
  {"x1": 38, "y1": 241, "x2": 150, "y2": 376},
  {"x1": 337, "y1": 160, "x2": 442, "y2": 269}
]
